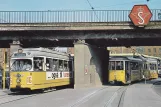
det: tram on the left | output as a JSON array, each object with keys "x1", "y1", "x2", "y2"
[{"x1": 10, "y1": 48, "x2": 74, "y2": 92}]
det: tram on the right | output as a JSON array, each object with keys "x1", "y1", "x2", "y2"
[{"x1": 109, "y1": 53, "x2": 159, "y2": 84}]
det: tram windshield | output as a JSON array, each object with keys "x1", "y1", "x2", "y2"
[
  {"x1": 109, "y1": 61, "x2": 124, "y2": 70},
  {"x1": 11, "y1": 59, "x2": 32, "y2": 71}
]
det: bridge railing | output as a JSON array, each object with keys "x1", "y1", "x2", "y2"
[{"x1": 0, "y1": 10, "x2": 160, "y2": 23}]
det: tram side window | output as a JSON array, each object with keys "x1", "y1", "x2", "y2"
[
  {"x1": 150, "y1": 64, "x2": 156, "y2": 70},
  {"x1": 53, "y1": 59, "x2": 58, "y2": 71},
  {"x1": 34, "y1": 57, "x2": 44, "y2": 71},
  {"x1": 150, "y1": 64, "x2": 153, "y2": 70},
  {"x1": 46, "y1": 58, "x2": 53, "y2": 71},
  {"x1": 64, "y1": 61, "x2": 69, "y2": 71},
  {"x1": 154, "y1": 64, "x2": 157, "y2": 70},
  {"x1": 59, "y1": 60, "x2": 64, "y2": 71},
  {"x1": 130, "y1": 62, "x2": 139, "y2": 70},
  {"x1": 116, "y1": 61, "x2": 123, "y2": 70}
]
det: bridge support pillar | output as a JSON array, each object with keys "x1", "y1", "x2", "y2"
[
  {"x1": 10, "y1": 41, "x2": 22, "y2": 56},
  {"x1": 74, "y1": 40, "x2": 109, "y2": 88}
]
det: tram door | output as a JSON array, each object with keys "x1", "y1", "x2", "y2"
[{"x1": 125, "y1": 61, "x2": 131, "y2": 82}]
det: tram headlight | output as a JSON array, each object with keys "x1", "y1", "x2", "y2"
[{"x1": 16, "y1": 78, "x2": 21, "y2": 83}]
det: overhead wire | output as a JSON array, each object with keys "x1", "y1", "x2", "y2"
[
  {"x1": 86, "y1": 0, "x2": 94, "y2": 10},
  {"x1": 85, "y1": 0, "x2": 100, "y2": 22}
]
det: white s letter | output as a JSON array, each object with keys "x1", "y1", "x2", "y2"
[{"x1": 138, "y1": 12, "x2": 144, "y2": 24}]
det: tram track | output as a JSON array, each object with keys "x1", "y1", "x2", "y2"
[
  {"x1": 117, "y1": 86, "x2": 128, "y2": 107},
  {"x1": 0, "y1": 94, "x2": 38, "y2": 105},
  {"x1": 68, "y1": 85, "x2": 127, "y2": 107},
  {"x1": 0, "y1": 85, "x2": 129, "y2": 107},
  {"x1": 0, "y1": 93, "x2": 9, "y2": 97},
  {"x1": 69, "y1": 86, "x2": 111, "y2": 107},
  {"x1": 0, "y1": 88, "x2": 58, "y2": 105},
  {"x1": 104, "y1": 86, "x2": 128, "y2": 107},
  {"x1": 0, "y1": 94, "x2": 11, "y2": 99},
  {"x1": 68, "y1": 85, "x2": 129, "y2": 107}
]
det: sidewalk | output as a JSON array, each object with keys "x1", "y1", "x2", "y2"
[{"x1": 123, "y1": 81, "x2": 161, "y2": 107}]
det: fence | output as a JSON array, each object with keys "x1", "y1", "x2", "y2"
[{"x1": 0, "y1": 10, "x2": 160, "y2": 23}]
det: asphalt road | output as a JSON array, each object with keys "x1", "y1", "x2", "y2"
[
  {"x1": 123, "y1": 79, "x2": 161, "y2": 107},
  {"x1": 0, "y1": 79, "x2": 161, "y2": 107},
  {"x1": 0, "y1": 86, "x2": 124, "y2": 107}
]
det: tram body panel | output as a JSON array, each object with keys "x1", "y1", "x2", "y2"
[
  {"x1": 10, "y1": 72, "x2": 33, "y2": 89},
  {"x1": 115, "y1": 70, "x2": 125, "y2": 83},
  {"x1": 148, "y1": 60, "x2": 158, "y2": 79},
  {"x1": 143, "y1": 69, "x2": 150, "y2": 79},
  {"x1": 109, "y1": 70, "x2": 126, "y2": 84},
  {"x1": 131, "y1": 70, "x2": 140, "y2": 82},
  {"x1": 151, "y1": 70, "x2": 158, "y2": 79},
  {"x1": 10, "y1": 72, "x2": 70, "y2": 90}
]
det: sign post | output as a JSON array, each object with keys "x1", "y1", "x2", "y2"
[
  {"x1": 143, "y1": 74, "x2": 146, "y2": 84},
  {"x1": 3, "y1": 48, "x2": 6, "y2": 90}
]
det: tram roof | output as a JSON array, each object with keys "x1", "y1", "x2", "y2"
[
  {"x1": 110, "y1": 53, "x2": 161, "y2": 62},
  {"x1": 110, "y1": 56, "x2": 129, "y2": 61},
  {"x1": 110, "y1": 53, "x2": 146, "y2": 61},
  {"x1": 110, "y1": 56, "x2": 142, "y2": 62},
  {"x1": 142, "y1": 54, "x2": 161, "y2": 60},
  {"x1": 110, "y1": 53, "x2": 141, "y2": 56},
  {"x1": 22, "y1": 48, "x2": 68, "y2": 55}
]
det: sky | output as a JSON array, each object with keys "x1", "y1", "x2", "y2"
[{"x1": 0, "y1": 0, "x2": 160, "y2": 11}]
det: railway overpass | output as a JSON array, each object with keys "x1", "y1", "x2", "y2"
[{"x1": 1, "y1": 7, "x2": 161, "y2": 88}]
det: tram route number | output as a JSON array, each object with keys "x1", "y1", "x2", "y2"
[{"x1": 51, "y1": 73, "x2": 58, "y2": 79}]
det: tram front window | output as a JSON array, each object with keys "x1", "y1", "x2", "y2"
[
  {"x1": 116, "y1": 61, "x2": 123, "y2": 70},
  {"x1": 109, "y1": 61, "x2": 115, "y2": 70},
  {"x1": 11, "y1": 59, "x2": 32, "y2": 71}
]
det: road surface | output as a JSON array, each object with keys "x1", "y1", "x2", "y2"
[{"x1": 0, "y1": 79, "x2": 161, "y2": 107}]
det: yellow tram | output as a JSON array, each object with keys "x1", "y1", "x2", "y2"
[
  {"x1": 10, "y1": 48, "x2": 74, "y2": 92},
  {"x1": 142, "y1": 55, "x2": 158, "y2": 79},
  {"x1": 108, "y1": 56, "x2": 143, "y2": 84},
  {"x1": 110, "y1": 53, "x2": 159, "y2": 80}
]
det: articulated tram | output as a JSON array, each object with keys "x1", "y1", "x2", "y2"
[
  {"x1": 10, "y1": 48, "x2": 74, "y2": 92},
  {"x1": 141, "y1": 55, "x2": 160, "y2": 79},
  {"x1": 109, "y1": 53, "x2": 159, "y2": 84},
  {"x1": 109, "y1": 56, "x2": 143, "y2": 84}
]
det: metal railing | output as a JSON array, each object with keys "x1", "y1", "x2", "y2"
[{"x1": 0, "y1": 9, "x2": 160, "y2": 23}]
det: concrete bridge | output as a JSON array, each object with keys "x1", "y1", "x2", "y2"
[
  {"x1": 0, "y1": 9, "x2": 161, "y2": 88},
  {"x1": 0, "y1": 9, "x2": 160, "y2": 47}
]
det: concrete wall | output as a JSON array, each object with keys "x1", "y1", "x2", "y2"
[{"x1": 74, "y1": 43, "x2": 109, "y2": 88}]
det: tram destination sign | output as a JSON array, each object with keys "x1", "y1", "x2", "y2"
[
  {"x1": 14, "y1": 53, "x2": 26, "y2": 57},
  {"x1": 129, "y1": 5, "x2": 152, "y2": 27}
]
